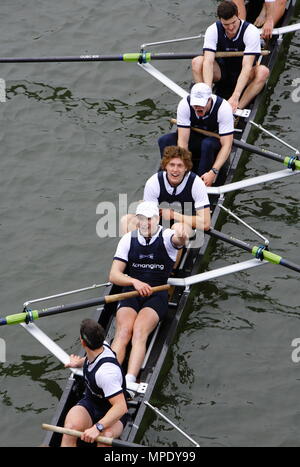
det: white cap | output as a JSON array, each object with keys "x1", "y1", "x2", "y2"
[
  {"x1": 190, "y1": 83, "x2": 212, "y2": 107},
  {"x1": 136, "y1": 201, "x2": 159, "y2": 218}
]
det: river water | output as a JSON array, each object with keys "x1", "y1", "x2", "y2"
[{"x1": 0, "y1": 0, "x2": 299, "y2": 447}]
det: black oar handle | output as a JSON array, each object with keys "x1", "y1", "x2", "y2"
[
  {"x1": 41, "y1": 284, "x2": 170, "y2": 317},
  {"x1": 232, "y1": 138, "x2": 286, "y2": 163},
  {"x1": 206, "y1": 230, "x2": 300, "y2": 274},
  {"x1": 206, "y1": 229, "x2": 252, "y2": 254}
]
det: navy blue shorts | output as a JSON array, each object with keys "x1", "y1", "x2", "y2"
[
  {"x1": 217, "y1": 58, "x2": 241, "y2": 88},
  {"x1": 117, "y1": 289, "x2": 169, "y2": 321},
  {"x1": 77, "y1": 396, "x2": 128, "y2": 427}
]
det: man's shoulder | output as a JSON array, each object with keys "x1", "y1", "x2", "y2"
[
  {"x1": 146, "y1": 172, "x2": 159, "y2": 184},
  {"x1": 213, "y1": 96, "x2": 233, "y2": 119},
  {"x1": 244, "y1": 21, "x2": 260, "y2": 38},
  {"x1": 205, "y1": 22, "x2": 218, "y2": 35}
]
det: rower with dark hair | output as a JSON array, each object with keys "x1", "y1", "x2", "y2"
[
  {"x1": 192, "y1": 0, "x2": 269, "y2": 112},
  {"x1": 61, "y1": 319, "x2": 128, "y2": 447}
]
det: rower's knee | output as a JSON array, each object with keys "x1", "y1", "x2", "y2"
[
  {"x1": 131, "y1": 326, "x2": 149, "y2": 345},
  {"x1": 191, "y1": 56, "x2": 204, "y2": 80},
  {"x1": 115, "y1": 325, "x2": 133, "y2": 345},
  {"x1": 256, "y1": 65, "x2": 270, "y2": 84}
]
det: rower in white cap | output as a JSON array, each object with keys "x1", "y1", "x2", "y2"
[{"x1": 109, "y1": 200, "x2": 189, "y2": 388}]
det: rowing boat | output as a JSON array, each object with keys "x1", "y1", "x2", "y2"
[{"x1": 25, "y1": 0, "x2": 297, "y2": 446}]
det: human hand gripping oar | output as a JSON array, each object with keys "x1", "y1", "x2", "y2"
[
  {"x1": 42, "y1": 424, "x2": 143, "y2": 448},
  {"x1": 206, "y1": 229, "x2": 300, "y2": 274},
  {"x1": 170, "y1": 119, "x2": 300, "y2": 171},
  {"x1": 0, "y1": 284, "x2": 170, "y2": 326}
]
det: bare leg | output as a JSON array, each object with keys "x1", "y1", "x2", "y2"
[
  {"x1": 238, "y1": 65, "x2": 270, "y2": 109},
  {"x1": 233, "y1": 0, "x2": 246, "y2": 20},
  {"x1": 127, "y1": 307, "x2": 159, "y2": 378},
  {"x1": 273, "y1": 0, "x2": 287, "y2": 25},
  {"x1": 61, "y1": 405, "x2": 92, "y2": 447},
  {"x1": 111, "y1": 307, "x2": 137, "y2": 364},
  {"x1": 192, "y1": 56, "x2": 222, "y2": 84},
  {"x1": 254, "y1": 4, "x2": 267, "y2": 27},
  {"x1": 97, "y1": 421, "x2": 124, "y2": 447},
  {"x1": 192, "y1": 56, "x2": 204, "y2": 83}
]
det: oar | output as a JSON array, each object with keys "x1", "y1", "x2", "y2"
[
  {"x1": 170, "y1": 119, "x2": 300, "y2": 171},
  {"x1": 42, "y1": 423, "x2": 143, "y2": 447},
  {"x1": 0, "y1": 284, "x2": 170, "y2": 326},
  {"x1": 140, "y1": 23, "x2": 300, "y2": 50},
  {"x1": 144, "y1": 401, "x2": 200, "y2": 447},
  {"x1": 206, "y1": 229, "x2": 300, "y2": 274},
  {"x1": 0, "y1": 50, "x2": 270, "y2": 64},
  {"x1": 272, "y1": 23, "x2": 300, "y2": 35}
]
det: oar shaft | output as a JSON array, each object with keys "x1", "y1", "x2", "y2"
[
  {"x1": 42, "y1": 423, "x2": 142, "y2": 447},
  {"x1": 170, "y1": 119, "x2": 300, "y2": 169},
  {"x1": 144, "y1": 402, "x2": 200, "y2": 447},
  {"x1": 0, "y1": 50, "x2": 269, "y2": 64},
  {"x1": 207, "y1": 229, "x2": 300, "y2": 274},
  {"x1": 207, "y1": 229, "x2": 252, "y2": 254},
  {"x1": 104, "y1": 284, "x2": 170, "y2": 303},
  {"x1": 0, "y1": 284, "x2": 170, "y2": 326},
  {"x1": 252, "y1": 247, "x2": 300, "y2": 273}
]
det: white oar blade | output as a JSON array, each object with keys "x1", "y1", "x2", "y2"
[
  {"x1": 168, "y1": 259, "x2": 267, "y2": 287},
  {"x1": 138, "y1": 62, "x2": 188, "y2": 99},
  {"x1": 207, "y1": 169, "x2": 300, "y2": 195},
  {"x1": 272, "y1": 23, "x2": 300, "y2": 35},
  {"x1": 20, "y1": 322, "x2": 83, "y2": 376}
]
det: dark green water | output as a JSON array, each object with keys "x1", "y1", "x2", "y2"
[{"x1": 0, "y1": 0, "x2": 299, "y2": 447}]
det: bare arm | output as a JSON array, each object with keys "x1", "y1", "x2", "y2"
[
  {"x1": 203, "y1": 50, "x2": 216, "y2": 88},
  {"x1": 65, "y1": 355, "x2": 85, "y2": 368},
  {"x1": 228, "y1": 54, "x2": 256, "y2": 111},
  {"x1": 81, "y1": 392, "x2": 128, "y2": 443},
  {"x1": 98, "y1": 393, "x2": 128, "y2": 430},
  {"x1": 169, "y1": 222, "x2": 190, "y2": 248},
  {"x1": 109, "y1": 259, "x2": 152, "y2": 296},
  {"x1": 177, "y1": 126, "x2": 191, "y2": 149},
  {"x1": 167, "y1": 206, "x2": 211, "y2": 231},
  {"x1": 260, "y1": 2, "x2": 275, "y2": 39},
  {"x1": 233, "y1": 0, "x2": 246, "y2": 19}
]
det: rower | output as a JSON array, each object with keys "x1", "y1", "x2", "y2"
[
  {"x1": 192, "y1": 1, "x2": 270, "y2": 112},
  {"x1": 121, "y1": 146, "x2": 211, "y2": 236},
  {"x1": 110, "y1": 201, "x2": 189, "y2": 388},
  {"x1": 158, "y1": 83, "x2": 234, "y2": 186},
  {"x1": 233, "y1": 0, "x2": 287, "y2": 39},
  {"x1": 62, "y1": 319, "x2": 128, "y2": 447}
]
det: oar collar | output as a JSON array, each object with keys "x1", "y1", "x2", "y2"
[{"x1": 254, "y1": 245, "x2": 268, "y2": 261}]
